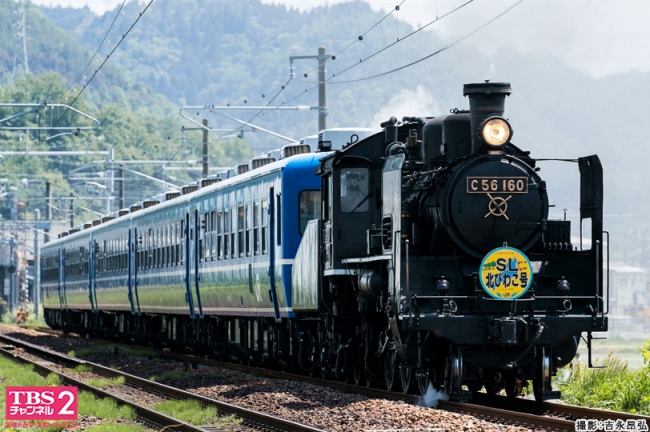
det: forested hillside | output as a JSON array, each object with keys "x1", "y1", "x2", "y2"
[
  {"x1": 0, "y1": 1, "x2": 252, "y2": 226},
  {"x1": 0, "y1": 0, "x2": 647, "y2": 261}
]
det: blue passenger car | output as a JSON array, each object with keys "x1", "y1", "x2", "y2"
[{"x1": 42, "y1": 149, "x2": 323, "y2": 349}]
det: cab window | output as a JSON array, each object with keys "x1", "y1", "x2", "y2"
[{"x1": 340, "y1": 168, "x2": 369, "y2": 213}]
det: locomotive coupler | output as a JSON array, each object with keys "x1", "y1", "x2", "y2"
[
  {"x1": 505, "y1": 322, "x2": 545, "y2": 370},
  {"x1": 489, "y1": 316, "x2": 528, "y2": 345}
]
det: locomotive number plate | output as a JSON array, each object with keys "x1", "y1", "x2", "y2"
[{"x1": 466, "y1": 176, "x2": 528, "y2": 194}]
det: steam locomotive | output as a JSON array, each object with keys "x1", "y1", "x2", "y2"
[{"x1": 42, "y1": 82, "x2": 607, "y2": 402}]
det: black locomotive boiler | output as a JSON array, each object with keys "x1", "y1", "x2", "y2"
[{"x1": 304, "y1": 81, "x2": 606, "y2": 401}]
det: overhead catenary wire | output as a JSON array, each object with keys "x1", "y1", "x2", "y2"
[
  {"x1": 211, "y1": 2, "x2": 409, "y2": 141},
  {"x1": 323, "y1": 0, "x2": 474, "y2": 82},
  {"x1": 247, "y1": 0, "x2": 478, "y2": 126},
  {"x1": 321, "y1": 0, "x2": 524, "y2": 84},
  {"x1": 38, "y1": 0, "x2": 155, "y2": 146},
  {"x1": 64, "y1": 0, "x2": 128, "y2": 95},
  {"x1": 300, "y1": 0, "x2": 408, "y2": 78}
]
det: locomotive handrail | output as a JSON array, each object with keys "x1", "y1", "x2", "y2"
[
  {"x1": 604, "y1": 230, "x2": 610, "y2": 314},
  {"x1": 341, "y1": 255, "x2": 391, "y2": 264},
  {"x1": 595, "y1": 240, "x2": 600, "y2": 314},
  {"x1": 409, "y1": 295, "x2": 482, "y2": 299},
  {"x1": 534, "y1": 295, "x2": 606, "y2": 299}
]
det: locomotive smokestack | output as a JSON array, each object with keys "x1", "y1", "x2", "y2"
[{"x1": 463, "y1": 82, "x2": 512, "y2": 153}]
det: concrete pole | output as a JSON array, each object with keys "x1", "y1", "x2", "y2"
[
  {"x1": 202, "y1": 118, "x2": 209, "y2": 177},
  {"x1": 107, "y1": 145, "x2": 114, "y2": 214},
  {"x1": 33, "y1": 227, "x2": 40, "y2": 318},
  {"x1": 8, "y1": 243, "x2": 13, "y2": 313},
  {"x1": 318, "y1": 46, "x2": 327, "y2": 131},
  {"x1": 45, "y1": 181, "x2": 51, "y2": 243},
  {"x1": 119, "y1": 167, "x2": 125, "y2": 210},
  {"x1": 69, "y1": 193, "x2": 74, "y2": 228}
]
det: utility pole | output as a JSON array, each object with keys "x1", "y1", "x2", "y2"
[
  {"x1": 289, "y1": 47, "x2": 331, "y2": 132},
  {"x1": 119, "y1": 166, "x2": 125, "y2": 210},
  {"x1": 69, "y1": 193, "x2": 74, "y2": 228},
  {"x1": 33, "y1": 226, "x2": 39, "y2": 317},
  {"x1": 107, "y1": 144, "x2": 114, "y2": 214},
  {"x1": 45, "y1": 181, "x2": 51, "y2": 243},
  {"x1": 15, "y1": 1, "x2": 29, "y2": 74},
  {"x1": 202, "y1": 118, "x2": 209, "y2": 177},
  {"x1": 8, "y1": 241, "x2": 15, "y2": 313},
  {"x1": 318, "y1": 46, "x2": 327, "y2": 131}
]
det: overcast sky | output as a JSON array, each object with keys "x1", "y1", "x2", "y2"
[{"x1": 30, "y1": 0, "x2": 650, "y2": 78}]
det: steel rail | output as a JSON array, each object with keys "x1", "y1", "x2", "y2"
[
  {"x1": 22, "y1": 326, "x2": 650, "y2": 431},
  {"x1": 471, "y1": 392, "x2": 650, "y2": 424},
  {"x1": 0, "y1": 333, "x2": 325, "y2": 432},
  {"x1": 26, "y1": 326, "x2": 416, "y2": 402},
  {"x1": 0, "y1": 346, "x2": 205, "y2": 432},
  {"x1": 439, "y1": 400, "x2": 575, "y2": 431}
]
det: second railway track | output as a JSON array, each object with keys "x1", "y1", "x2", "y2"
[{"x1": 0, "y1": 332, "x2": 325, "y2": 432}]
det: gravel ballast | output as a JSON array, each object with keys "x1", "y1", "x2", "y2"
[{"x1": 0, "y1": 325, "x2": 546, "y2": 431}]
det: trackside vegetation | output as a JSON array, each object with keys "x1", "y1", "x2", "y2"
[
  {"x1": 154, "y1": 399, "x2": 242, "y2": 427},
  {"x1": 0, "y1": 354, "x2": 143, "y2": 431},
  {"x1": 557, "y1": 339, "x2": 650, "y2": 414}
]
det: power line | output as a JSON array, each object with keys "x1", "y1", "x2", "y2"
[
  {"x1": 65, "y1": 0, "x2": 128, "y2": 95},
  {"x1": 299, "y1": 0, "x2": 475, "y2": 84},
  {"x1": 249, "y1": 0, "x2": 476, "y2": 126},
  {"x1": 38, "y1": 0, "x2": 155, "y2": 147},
  {"x1": 301, "y1": 1, "x2": 408, "y2": 78},
  {"x1": 323, "y1": 0, "x2": 524, "y2": 84},
  {"x1": 217, "y1": 2, "x2": 408, "y2": 140}
]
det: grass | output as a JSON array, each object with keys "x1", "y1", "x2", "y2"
[
  {"x1": 150, "y1": 370, "x2": 190, "y2": 382},
  {"x1": 558, "y1": 339, "x2": 650, "y2": 414},
  {"x1": 1, "y1": 304, "x2": 45, "y2": 326},
  {"x1": 0, "y1": 354, "x2": 141, "y2": 431},
  {"x1": 86, "y1": 376, "x2": 126, "y2": 388},
  {"x1": 72, "y1": 364, "x2": 93, "y2": 373},
  {"x1": 154, "y1": 399, "x2": 241, "y2": 427},
  {"x1": 78, "y1": 391, "x2": 136, "y2": 420}
]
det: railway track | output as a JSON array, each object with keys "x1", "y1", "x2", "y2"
[
  {"x1": 13, "y1": 326, "x2": 650, "y2": 431},
  {"x1": 0, "y1": 332, "x2": 325, "y2": 432}
]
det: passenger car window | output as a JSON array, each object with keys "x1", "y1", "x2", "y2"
[{"x1": 299, "y1": 191, "x2": 321, "y2": 235}]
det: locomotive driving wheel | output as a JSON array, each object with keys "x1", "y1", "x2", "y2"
[
  {"x1": 384, "y1": 351, "x2": 397, "y2": 391},
  {"x1": 334, "y1": 346, "x2": 352, "y2": 382},
  {"x1": 444, "y1": 346, "x2": 463, "y2": 396},
  {"x1": 353, "y1": 362, "x2": 365, "y2": 386},
  {"x1": 320, "y1": 364, "x2": 330, "y2": 380},
  {"x1": 416, "y1": 368, "x2": 430, "y2": 395},
  {"x1": 399, "y1": 361, "x2": 412, "y2": 393},
  {"x1": 533, "y1": 347, "x2": 552, "y2": 402}
]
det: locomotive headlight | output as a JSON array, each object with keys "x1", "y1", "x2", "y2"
[
  {"x1": 556, "y1": 279, "x2": 570, "y2": 296},
  {"x1": 480, "y1": 117, "x2": 512, "y2": 148},
  {"x1": 436, "y1": 279, "x2": 450, "y2": 295}
]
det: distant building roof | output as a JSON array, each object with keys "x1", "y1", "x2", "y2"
[{"x1": 610, "y1": 263, "x2": 647, "y2": 274}]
